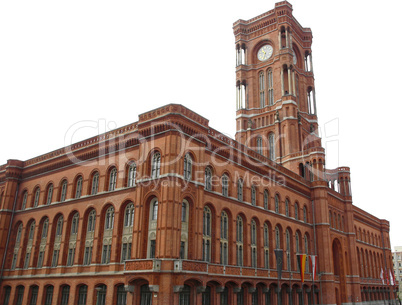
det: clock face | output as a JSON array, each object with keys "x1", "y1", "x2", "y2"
[{"x1": 257, "y1": 45, "x2": 273, "y2": 61}]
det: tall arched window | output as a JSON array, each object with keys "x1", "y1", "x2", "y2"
[
  {"x1": 183, "y1": 154, "x2": 192, "y2": 181},
  {"x1": 148, "y1": 198, "x2": 158, "y2": 259},
  {"x1": 256, "y1": 136, "x2": 263, "y2": 154},
  {"x1": 264, "y1": 223, "x2": 269, "y2": 269},
  {"x1": 294, "y1": 203, "x2": 299, "y2": 220},
  {"x1": 152, "y1": 200, "x2": 158, "y2": 221},
  {"x1": 251, "y1": 185, "x2": 256, "y2": 206},
  {"x1": 83, "y1": 210, "x2": 96, "y2": 265},
  {"x1": 180, "y1": 200, "x2": 189, "y2": 259},
  {"x1": 116, "y1": 285, "x2": 127, "y2": 305},
  {"x1": 264, "y1": 190, "x2": 269, "y2": 210},
  {"x1": 275, "y1": 194, "x2": 279, "y2": 213},
  {"x1": 60, "y1": 180, "x2": 68, "y2": 202},
  {"x1": 220, "y1": 211, "x2": 228, "y2": 265},
  {"x1": 108, "y1": 168, "x2": 117, "y2": 191},
  {"x1": 33, "y1": 187, "x2": 40, "y2": 207},
  {"x1": 122, "y1": 203, "x2": 134, "y2": 262},
  {"x1": 237, "y1": 179, "x2": 243, "y2": 202},
  {"x1": 251, "y1": 219, "x2": 257, "y2": 267},
  {"x1": 91, "y1": 172, "x2": 99, "y2": 195},
  {"x1": 275, "y1": 226, "x2": 280, "y2": 249},
  {"x1": 127, "y1": 163, "x2": 136, "y2": 187},
  {"x1": 151, "y1": 152, "x2": 161, "y2": 178},
  {"x1": 259, "y1": 71, "x2": 265, "y2": 107},
  {"x1": 285, "y1": 199, "x2": 289, "y2": 216},
  {"x1": 75, "y1": 176, "x2": 83, "y2": 198},
  {"x1": 269, "y1": 133, "x2": 275, "y2": 161},
  {"x1": 303, "y1": 206, "x2": 308, "y2": 223},
  {"x1": 304, "y1": 234, "x2": 309, "y2": 272},
  {"x1": 67, "y1": 213, "x2": 79, "y2": 266},
  {"x1": 102, "y1": 207, "x2": 114, "y2": 264},
  {"x1": 236, "y1": 216, "x2": 244, "y2": 266},
  {"x1": 268, "y1": 69, "x2": 274, "y2": 105},
  {"x1": 21, "y1": 191, "x2": 28, "y2": 210},
  {"x1": 222, "y1": 175, "x2": 229, "y2": 197},
  {"x1": 24, "y1": 221, "x2": 36, "y2": 268},
  {"x1": 46, "y1": 184, "x2": 53, "y2": 205},
  {"x1": 204, "y1": 167, "x2": 212, "y2": 191},
  {"x1": 286, "y1": 229, "x2": 291, "y2": 271},
  {"x1": 11, "y1": 224, "x2": 23, "y2": 270},
  {"x1": 202, "y1": 207, "x2": 212, "y2": 262}
]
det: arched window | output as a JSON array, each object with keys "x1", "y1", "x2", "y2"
[
  {"x1": 29, "y1": 221, "x2": 36, "y2": 240},
  {"x1": 105, "y1": 207, "x2": 115, "y2": 230},
  {"x1": 183, "y1": 154, "x2": 192, "y2": 181},
  {"x1": 204, "y1": 167, "x2": 212, "y2": 191},
  {"x1": 60, "y1": 180, "x2": 68, "y2": 202},
  {"x1": 181, "y1": 201, "x2": 187, "y2": 222},
  {"x1": 71, "y1": 212, "x2": 79, "y2": 234},
  {"x1": 251, "y1": 219, "x2": 257, "y2": 267},
  {"x1": 275, "y1": 194, "x2": 279, "y2": 213},
  {"x1": 180, "y1": 200, "x2": 189, "y2": 259},
  {"x1": 264, "y1": 223, "x2": 269, "y2": 269},
  {"x1": 275, "y1": 226, "x2": 280, "y2": 249},
  {"x1": 83, "y1": 210, "x2": 96, "y2": 265},
  {"x1": 127, "y1": 163, "x2": 136, "y2": 187},
  {"x1": 124, "y1": 203, "x2": 135, "y2": 227},
  {"x1": 87, "y1": 210, "x2": 96, "y2": 232},
  {"x1": 304, "y1": 234, "x2": 309, "y2": 272},
  {"x1": 75, "y1": 176, "x2": 83, "y2": 198},
  {"x1": 259, "y1": 71, "x2": 265, "y2": 107},
  {"x1": 44, "y1": 285, "x2": 54, "y2": 305},
  {"x1": 152, "y1": 200, "x2": 158, "y2": 221},
  {"x1": 95, "y1": 285, "x2": 107, "y2": 305},
  {"x1": 237, "y1": 179, "x2": 243, "y2": 202},
  {"x1": 285, "y1": 199, "x2": 289, "y2": 216},
  {"x1": 269, "y1": 133, "x2": 275, "y2": 161},
  {"x1": 108, "y1": 168, "x2": 117, "y2": 191},
  {"x1": 303, "y1": 206, "x2": 308, "y2": 223},
  {"x1": 116, "y1": 285, "x2": 127, "y2": 305},
  {"x1": 267, "y1": 69, "x2": 274, "y2": 105},
  {"x1": 295, "y1": 203, "x2": 299, "y2": 220},
  {"x1": 38, "y1": 218, "x2": 49, "y2": 267},
  {"x1": 60, "y1": 286, "x2": 70, "y2": 305},
  {"x1": 21, "y1": 191, "x2": 28, "y2": 210},
  {"x1": 236, "y1": 216, "x2": 244, "y2": 266},
  {"x1": 33, "y1": 187, "x2": 40, "y2": 207},
  {"x1": 91, "y1": 172, "x2": 100, "y2": 195},
  {"x1": 148, "y1": 198, "x2": 158, "y2": 259},
  {"x1": 222, "y1": 175, "x2": 229, "y2": 197},
  {"x1": 220, "y1": 211, "x2": 228, "y2": 265},
  {"x1": 251, "y1": 185, "x2": 256, "y2": 206},
  {"x1": 42, "y1": 218, "x2": 49, "y2": 239},
  {"x1": 77, "y1": 285, "x2": 88, "y2": 305},
  {"x1": 286, "y1": 229, "x2": 291, "y2": 271},
  {"x1": 46, "y1": 184, "x2": 53, "y2": 205},
  {"x1": 256, "y1": 136, "x2": 263, "y2": 154},
  {"x1": 151, "y1": 152, "x2": 161, "y2": 178},
  {"x1": 202, "y1": 207, "x2": 212, "y2": 262},
  {"x1": 295, "y1": 232, "x2": 300, "y2": 254},
  {"x1": 12, "y1": 224, "x2": 23, "y2": 270},
  {"x1": 263, "y1": 190, "x2": 269, "y2": 210}
]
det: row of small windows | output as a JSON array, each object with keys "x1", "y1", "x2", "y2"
[
  {"x1": 10, "y1": 203, "x2": 135, "y2": 270},
  {"x1": 203, "y1": 206, "x2": 311, "y2": 271},
  {"x1": 19, "y1": 163, "x2": 137, "y2": 210},
  {"x1": 2, "y1": 284, "x2": 127, "y2": 305},
  {"x1": 355, "y1": 226, "x2": 383, "y2": 248}
]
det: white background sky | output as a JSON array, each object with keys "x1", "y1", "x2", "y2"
[{"x1": 1, "y1": 1, "x2": 401, "y2": 248}]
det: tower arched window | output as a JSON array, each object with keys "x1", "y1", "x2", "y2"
[
  {"x1": 220, "y1": 211, "x2": 228, "y2": 265},
  {"x1": 264, "y1": 190, "x2": 269, "y2": 210},
  {"x1": 202, "y1": 207, "x2": 212, "y2": 262},
  {"x1": 267, "y1": 69, "x2": 274, "y2": 105},
  {"x1": 251, "y1": 219, "x2": 257, "y2": 267},
  {"x1": 256, "y1": 136, "x2": 263, "y2": 154},
  {"x1": 60, "y1": 180, "x2": 68, "y2": 202},
  {"x1": 237, "y1": 179, "x2": 243, "y2": 202},
  {"x1": 269, "y1": 133, "x2": 275, "y2": 161},
  {"x1": 222, "y1": 174, "x2": 229, "y2": 197},
  {"x1": 151, "y1": 152, "x2": 161, "y2": 179},
  {"x1": 183, "y1": 154, "x2": 192, "y2": 181},
  {"x1": 259, "y1": 71, "x2": 265, "y2": 108},
  {"x1": 127, "y1": 163, "x2": 136, "y2": 187},
  {"x1": 46, "y1": 184, "x2": 53, "y2": 205},
  {"x1": 264, "y1": 223, "x2": 269, "y2": 269},
  {"x1": 275, "y1": 194, "x2": 279, "y2": 213},
  {"x1": 75, "y1": 176, "x2": 83, "y2": 198},
  {"x1": 91, "y1": 172, "x2": 99, "y2": 195},
  {"x1": 251, "y1": 185, "x2": 256, "y2": 206},
  {"x1": 204, "y1": 167, "x2": 212, "y2": 191},
  {"x1": 236, "y1": 216, "x2": 244, "y2": 266},
  {"x1": 236, "y1": 81, "x2": 246, "y2": 110},
  {"x1": 33, "y1": 187, "x2": 40, "y2": 207},
  {"x1": 108, "y1": 168, "x2": 117, "y2": 191}
]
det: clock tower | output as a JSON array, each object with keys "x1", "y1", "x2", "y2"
[{"x1": 233, "y1": 1, "x2": 325, "y2": 179}]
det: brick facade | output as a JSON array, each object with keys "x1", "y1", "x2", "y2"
[{"x1": 0, "y1": 2, "x2": 397, "y2": 305}]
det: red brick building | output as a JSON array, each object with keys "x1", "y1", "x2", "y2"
[{"x1": 0, "y1": 1, "x2": 397, "y2": 305}]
